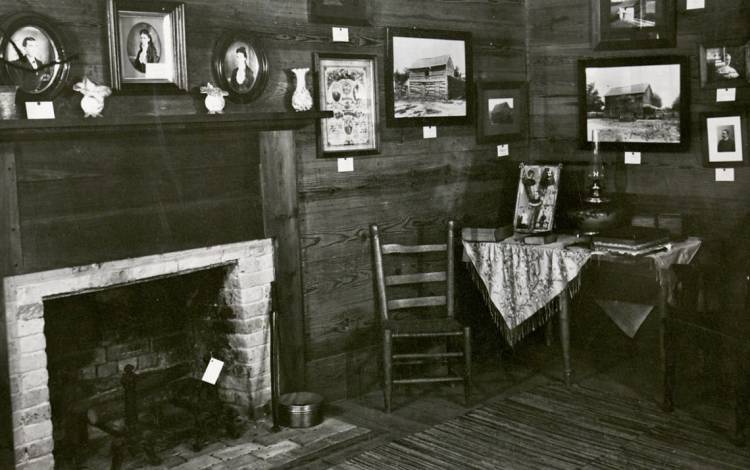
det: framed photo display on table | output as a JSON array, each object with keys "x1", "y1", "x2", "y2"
[
  {"x1": 106, "y1": 0, "x2": 188, "y2": 92},
  {"x1": 475, "y1": 81, "x2": 528, "y2": 143},
  {"x1": 701, "y1": 111, "x2": 747, "y2": 168},
  {"x1": 591, "y1": 0, "x2": 676, "y2": 50},
  {"x1": 314, "y1": 53, "x2": 379, "y2": 158},
  {"x1": 513, "y1": 163, "x2": 562, "y2": 234},
  {"x1": 578, "y1": 55, "x2": 690, "y2": 152},
  {"x1": 385, "y1": 27, "x2": 473, "y2": 127}
]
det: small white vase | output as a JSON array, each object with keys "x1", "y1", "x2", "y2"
[
  {"x1": 291, "y1": 68, "x2": 313, "y2": 112},
  {"x1": 80, "y1": 94, "x2": 105, "y2": 118},
  {"x1": 205, "y1": 94, "x2": 226, "y2": 114}
]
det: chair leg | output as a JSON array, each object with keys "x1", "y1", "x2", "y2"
[
  {"x1": 383, "y1": 329, "x2": 393, "y2": 413},
  {"x1": 463, "y1": 327, "x2": 471, "y2": 406}
]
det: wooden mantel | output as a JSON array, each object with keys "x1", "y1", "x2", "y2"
[{"x1": 0, "y1": 110, "x2": 333, "y2": 140}]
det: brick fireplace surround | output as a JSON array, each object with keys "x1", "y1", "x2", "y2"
[{"x1": 3, "y1": 239, "x2": 275, "y2": 469}]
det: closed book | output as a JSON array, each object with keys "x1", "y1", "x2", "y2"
[
  {"x1": 462, "y1": 226, "x2": 513, "y2": 242},
  {"x1": 595, "y1": 243, "x2": 669, "y2": 257},
  {"x1": 593, "y1": 226, "x2": 670, "y2": 247},
  {"x1": 592, "y1": 238, "x2": 668, "y2": 251},
  {"x1": 524, "y1": 233, "x2": 557, "y2": 245}
]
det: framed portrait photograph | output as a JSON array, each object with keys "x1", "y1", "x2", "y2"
[
  {"x1": 514, "y1": 163, "x2": 562, "y2": 234},
  {"x1": 699, "y1": 42, "x2": 750, "y2": 88},
  {"x1": 701, "y1": 112, "x2": 747, "y2": 168},
  {"x1": 591, "y1": 0, "x2": 676, "y2": 50},
  {"x1": 579, "y1": 55, "x2": 690, "y2": 152},
  {"x1": 309, "y1": 0, "x2": 370, "y2": 26},
  {"x1": 106, "y1": 0, "x2": 188, "y2": 92},
  {"x1": 211, "y1": 32, "x2": 269, "y2": 103},
  {"x1": 314, "y1": 53, "x2": 379, "y2": 158},
  {"x1": 385, "y1": 27, "x2": 473, "y2": 127},
  {"x1": 476, "y1": 81, "x2": 528, "y2": 143},
  {"x1": 0, "y1": 12, "x2": 71, "y2": 100}
]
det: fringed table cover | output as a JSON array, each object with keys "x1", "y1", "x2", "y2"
[{"x1": 462, "y1": 236, "x2": 592, "y2": 346}]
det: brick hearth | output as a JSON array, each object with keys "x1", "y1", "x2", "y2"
[{"x1": 3, "y1": 240, "x2": 275, "y2": 469}]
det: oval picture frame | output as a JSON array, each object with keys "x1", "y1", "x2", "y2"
[
  {"x1": 211, "y1": 32, "x2": 269, "y2": 103},
  {"x1": 0, "y1": 12, "x2": 71, "y2": 101}
]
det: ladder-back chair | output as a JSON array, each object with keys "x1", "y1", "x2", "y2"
[{"x1": 369, "y1": 220, "x2": 471, "y2": 413}]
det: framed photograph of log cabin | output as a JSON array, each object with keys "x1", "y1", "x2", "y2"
[
  {"x1": 0, "y1": 12, "x2": 71, "y2": 101},
  {"x1": 309, "y1": 0, "x2": 371, "y2": 26},
  {"x1": 211, "y1": 32, "x2": 269, "y2": 103},
  {"x1": 699, "y1": 42, "x2": 750, "y2": 88},
  {"x1": 514, "y1": 163, "x2": 562, "y2": 234},
  {"x1": 385, "y1": 27, "x2": 473, "y2": 127},
  {"x1": 591, "y1": 0, "x2": 676, "y2": 50},
  {"x1": 314, "y1": 53, "x2": 380, "y2": 158},
  {"x1": 701, "y1": 111, "x2": 747, "y2": 168},
  {"x1": 106, "y1": 0, "x2": 188, "y2": 92},
  {"x1": 476, "y1": 81, "x2": 528, "y2": 143},
  {"x1": 578, "y1": 55, "x2": 690, "y2": 152}
]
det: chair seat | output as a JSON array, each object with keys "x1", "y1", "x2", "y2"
[{"x1": 384, "y1": 317, "x2": 466, "y2": 336}]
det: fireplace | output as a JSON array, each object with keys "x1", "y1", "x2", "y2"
[{"x1": 4, "y1": 240, "x2": 274, "y2": 469}]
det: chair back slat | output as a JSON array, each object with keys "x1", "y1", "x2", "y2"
[
  {"x1": 447, "y1": 220, "x2": 455, "y2": 318},
  {"x1": 386, "y1": 271, "x2": 446, "y2": 286},
  {"x1": 382, "y1": 243, "x2": 446, "y2": 255},
  {"x1": 388, "y1": 296, "x2": 446, "y2": 310}
]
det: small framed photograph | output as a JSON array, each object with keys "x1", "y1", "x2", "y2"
[
  {"x1": 579, "y1": 55, "x2": 690, "y2": 152},
  {"x1": 514, "y1": 163, "x2": 562, "y2": 234},
  {"x1": 385, "y1": 27, "x2": 473, "y2": 127},
  {"x1": 0, "y1": 12, "x2": 71, "y2": 100},
  {"x1": 309, "y1": 0, "x2": 371, "y2": 26},
  {"x1": 701, "y1": 112, "x2": 747, "y2": 168},
  {"x1": 699, "y1": 42, "x2": 750, "y2": 88},
  {"x1": 591, "y1": 0, "x2": 676, "y2": 50},
  {"x1": 476, "y1": 81, "x2": 528, "y2": 143},
  {"x1": 314, "y1": 53, "x2": 379, "y2": 158},
  {"x1": 106, "y1": 0, "x2": 188, "y2": 92},
  {"x1": 211, "y1": 32, "x2": 269, "y2": 103}
]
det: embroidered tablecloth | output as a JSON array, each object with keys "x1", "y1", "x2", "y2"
[{"x1": 462, "y1": 235, "x2": 591, "y2": 346}]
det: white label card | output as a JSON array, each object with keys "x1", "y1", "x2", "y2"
[
  {"x1": 624, "y1": 151, "x2": 641, "y2": 165},
  {"x1": 423, "y1": 126, "x2": 437, "y2": 139},
  {"x1": 715, "y1": 168, "x2": 735, "y2": 182},
  {"x1": 332, "y1": 27, "x2": 349, "y2": 42},
  {"x1": 686, "y1": 0, "x2": 705, "y2": 10},
  {"x1": 716, "y1": 88, "x2": 736, "y2": 102},
  {"x1": 201, "y1": 357, "x2": 224, "y2": 385},
  {"x1": 145, "y1": 63, "x2": 170, "y2": 79},
  {"x1": 25, "y1": 101, "x2": 55, "y2": 120},
  {"x1": 337, "y1": 157, "x2": 354, "y2": 172},
  {"x1": 496, "y1": 144, "x2": 509, "y2": 157}
]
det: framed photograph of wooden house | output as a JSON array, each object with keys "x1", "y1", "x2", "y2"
[
  {"x1": 106, "y1": 0, "x2": 189, "y2": 92},
  {"x1": 578, "y1": 55, "x2": 690, "y2": 152},
  {"x1": 314, "y1": 53, "x2": 380, "y2": 158},
  {"x1": 385, "y1": 27, "x2": 473, "y2": 127},
  {"x1": 699, "y1": 42, "x2": 750, "y2": 88},
  {"x1": 513, "y1": 163, "x2": 562, "y2": 234},
  {"x1": 309, "y1": 0, "x2": 371, "y2": 26},
  {"x1": 591, "y1": 0, "x2": 676, "y2": 50},
  {"x1": 476, "y1": 81, "x2": 528, "y2": 143},
  {"x1": 701, "y1": 111, "x2": 747, "y2": 168}
]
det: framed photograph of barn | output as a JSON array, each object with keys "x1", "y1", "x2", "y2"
[
  {"x1": 591, "y1": 0, "x2": 676, "y2": 50},
  {"x1": 385, "y1": 27, "x2": 473, "y2": 127},
  {"x1": 476, "y1": 81, "x2": 528, "y2": 143},
  {"x1": 701, "y1": 111, "x2": 747, "y2": 168},
  {"x1": 699, "y1": 42, "x2": 750, "y2": 88},
  {"x1": 578, "y1": 55, "x2": 690, "y2": 152}
]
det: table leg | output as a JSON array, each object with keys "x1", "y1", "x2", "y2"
[
  {"x1": 658, "y1": 279, "x2": 673, "y2": 412},
  {"x1": 559, "y1": 289, "x2": 572, "y2": 386}
]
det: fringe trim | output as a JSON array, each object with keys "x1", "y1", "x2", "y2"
[{"x1": 466, "y1": 263, "x2": 582, "y2": 347}]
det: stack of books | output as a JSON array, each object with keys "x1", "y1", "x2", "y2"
[{"x1": 592, "y1": 226, "x2": 671, "y2": 256}]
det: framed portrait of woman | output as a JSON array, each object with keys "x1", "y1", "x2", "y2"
[
  {"x1": 106, "y1": 0, "x2": 188, "y2": 92},
  {"x1": 211, "y1": 32, "x2": 269, "y2": 103},
  {"x1": 0, "y1": 12, "x2": 71, "y2": 100}
]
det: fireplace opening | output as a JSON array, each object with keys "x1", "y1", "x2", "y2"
[{"x1": 42, "y1": 266, "x2": 254, "y2": 468}]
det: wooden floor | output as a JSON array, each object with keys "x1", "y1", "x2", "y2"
[{"x1": 289, "y1": 313, "x2": 749, "y2": 469}]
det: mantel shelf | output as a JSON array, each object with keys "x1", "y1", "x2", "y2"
[{"x1": 0, "y1": 110, "x2": 333, "y2": 140}]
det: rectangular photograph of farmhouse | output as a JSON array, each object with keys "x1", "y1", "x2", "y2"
[{"x1": 580, "y1": 56, "x2": 688, "y2": 151}]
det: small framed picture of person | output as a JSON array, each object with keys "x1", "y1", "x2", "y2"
[
  {"x1": 211, "y1": 32, "x2": 269, "y2": 103},
  {"x1": 106, "y1": 0, "x2": 188, "y2": 92},
  {"x1": 0, "y1": 13, "x2": 71, "y2": 100},
  {"x1": 702, "y1": 112, "x2": 747, "y2": 168}
]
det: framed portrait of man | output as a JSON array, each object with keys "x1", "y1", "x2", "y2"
[
  {"x1": 701, "y1": 111, "x2": 747, "y2": 168},
  {"x1": 211, "y1": 32, "x2": 269, "y2": 103}
]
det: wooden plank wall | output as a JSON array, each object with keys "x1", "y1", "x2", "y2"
[
  {"x1": 527, "y1": 1, "x2": 750, "y2": 274},
  {"x1": 0, "y1": 0, "x2": 527, "y2": 400}
]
